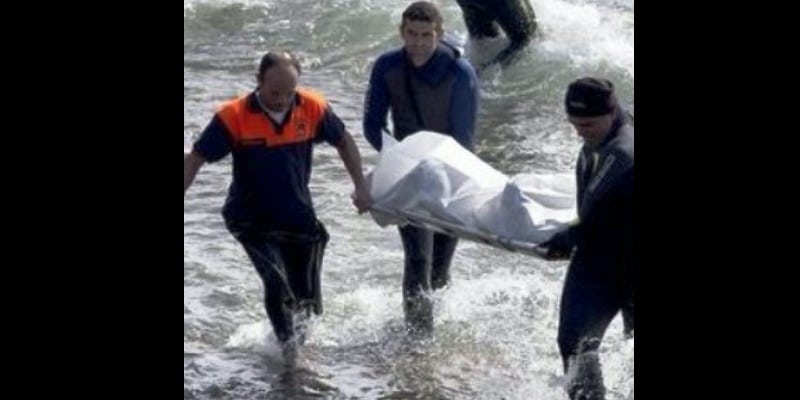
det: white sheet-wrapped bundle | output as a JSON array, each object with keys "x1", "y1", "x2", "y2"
[{"x1": 368, "y1": 131, "x2": 577, "y2": 246}]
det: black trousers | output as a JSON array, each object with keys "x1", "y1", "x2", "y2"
[
  {"x1": 398, "y1": 225, "x2": 458, "y2": 334},
  {"x1": 557, "y1": 261, "x2": 634, "y2": 400},
  {"x1": 456, "y1": 0, "x2": 537, "y2": 44},
  {"x1": 227, "y1": 219, "x2": 328, "y2": 343}
]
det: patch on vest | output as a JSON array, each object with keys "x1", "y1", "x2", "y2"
[{"x1": 295, "y1": 118, "x2": 310, "y2": 140}]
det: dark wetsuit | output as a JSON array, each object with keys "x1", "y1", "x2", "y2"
[
  {"x1": 456, "y1": 0, "x2": 537, "y2": 68},
  {"x1": 555, "y1": 110, "x2": 634, "y2": 399},
  {"x1": 363, "y1": 43, "x2": 479, "y2": 335}
]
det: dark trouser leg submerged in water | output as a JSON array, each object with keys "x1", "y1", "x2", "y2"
[
  {"x1": 557, "y1": 264, "x2": 635, "y2": 400},
  {"x1": 227, "y1": 220, "x2": 329, "y2": 365},
  {"x1": 399, "y1": 225, "x2": 458, "y2": 337},
  {"x1": 456, "y1": 0, "x2": 537, "y2": 69}
]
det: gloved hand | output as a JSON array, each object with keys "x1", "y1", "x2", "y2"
[{"x1": 539, "y1": 228, "x2": 574, "y2": 260}]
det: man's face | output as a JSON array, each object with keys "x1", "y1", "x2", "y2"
[
  {"x1": 400, "y1": 19, "x2": 441, "y2": 66},
  {"x1": 568, "y1": 113, "x2": 615, "y2": 147},
  {"x1": 257, "y1": 64, "x2": 299, "y2": 112}
]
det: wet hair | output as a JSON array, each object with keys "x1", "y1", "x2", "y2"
[
  {"x1": 257, "y1": 51, "x2": 302, "y2": 77},
  {"x1": 401, "y1": 1, "x2": 443, "y2": 29}
]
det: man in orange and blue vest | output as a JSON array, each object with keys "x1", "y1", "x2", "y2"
[{"x1": 184, "y1": 51, "x2": 371, "y2": 365}]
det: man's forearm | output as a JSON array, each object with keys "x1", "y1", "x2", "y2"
[{"x1": 184, "y1": 151, "x2": 206, "y2": 193}]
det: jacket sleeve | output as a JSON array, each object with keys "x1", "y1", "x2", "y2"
[
  {"x1": 193, "y1": 114, "x2": 233, "y2": 162},
  {"x1": 448, "y1": 58, "x2": 479, "y2": 151},
  {"x1": 363, "y1": 56, "x2": 391, "y2": 151}
]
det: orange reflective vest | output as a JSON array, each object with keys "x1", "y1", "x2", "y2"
[{"x1": 216, "y1": 88, "x2": 328, "y2": 148}]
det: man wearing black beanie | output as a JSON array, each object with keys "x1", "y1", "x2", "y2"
[{"x1": 539, "y1": 77, "x2": 635, "y2": 400}]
